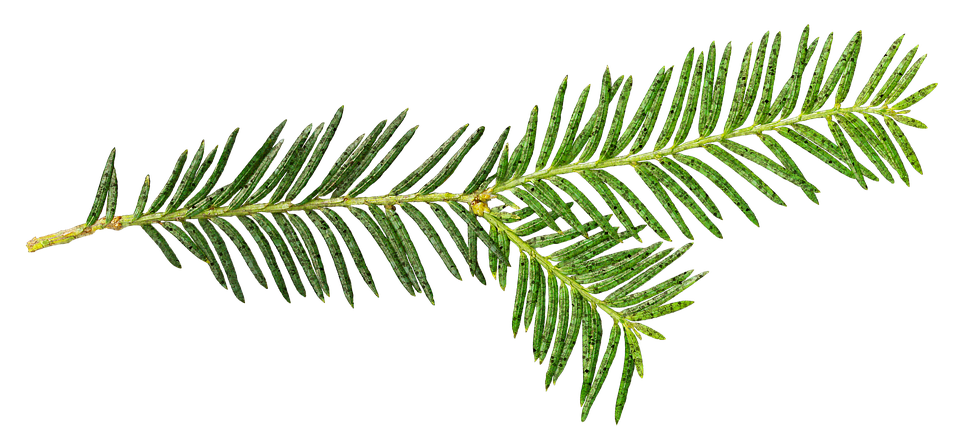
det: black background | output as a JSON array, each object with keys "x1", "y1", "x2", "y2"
[{"x1": 8, "y1": 13, "x2": 949, "y2": 435}]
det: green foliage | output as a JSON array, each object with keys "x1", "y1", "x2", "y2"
[{"x1": 28, "y1": 27, "x2": 938, "y2": 423}]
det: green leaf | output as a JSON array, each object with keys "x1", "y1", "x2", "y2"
[
  {"x1": 348, "y1": 206, "x2": 416, "y2": 296},
  {"x1": 104, "y1": 168, "x2": 118, "y2": 224},
  {"x1": 775, "y1": 26, "x2": 810, "y2": 120},
  {"x1": 420, "y1": 126, "x2": 485, "y2": 194},
  {"x1": 272, "y1": 212, "x2": 326, "y2": 299},
  {"x1": 287, "y1": 107, "x2": 341, "y2": 201},
  {"x1": 512, "y1": 252, "x2": 530, "y2": 337},
  {"x1": 854, "y1": 34, "x2": 904, "y2": 107},
  {"x1": 524, "y1": 258, "x2": 544, "y2": 331},
  {"x1": 835, "y1": 34, "x2": 861, "y2": 106},
  {"x1": 511, "y1": 105, "x2": 539, "y2": 177},
  {"x1": 533, "y1": 255, "x2": 547, "y2": 356},
  {"x1": 538, "y1": 275, "x2": 570, "y2": 360},
  {"x1": 158, "y1": 221, "x2": 209, "y2": 264},
  {"x1": 249, "y1": 213, "x2": 307, "y2": 298},
  {"x1": 288, "y1": 213, "x2": 330, "y2": 298},
  {"x1": 548, "y1": 176, "x2": 619, "y2": 239},
  {"x1": 705, "y1": 42, "x2": 731, "y2": 133},
  {"x1": 304, "y1": 210, "x2": 354, "y2": 307},
  {"x1": 86, "y1": 147, "x2": 117, "y2": 226},
  {"x1": 754, "y1": 32, "x2": 781, "y2": 124},
  {"x1": 614, "y1": 65, "x2": 673, "y2": 155},
  {"x1": 553, "y1": 291, "x2": 585, "y2": 384},
  {"x1": 399, "y1": 204, "x2": 461, "y2": 281},
  {"x1": 671, "y1": 153, "x2": 759, "y2": 226},
  {"x1": 181, "y1": 221, "x2": 227, "y2": 289},
  {"x1": 392, "y1": 124, "x2": 469, "y2": 195},
  {"x1": 572, "y1": 243, "x2": 661, "y2": 285},
  {"x1": 605, "y1": 264, "x2": 696, "y2": 310},
  {"x1": 243, "y1": 133, "x2": 292, "y2": 203},
  {"x1": 757, "y1": 133, "x2": 822, "y2": 202},
  {"x1": 614, "y1": 337, "x2": 635, "y2": 424},
  {"x1": 465, "y1": 234, "x2": 487, "y2": 283},
  {"x1": 576, "y1": 68, "x2": 611, "y2": 162},
  {"x1": 319, "y1": 209, "x2": 378, "y2": 297},
  {"x1": 815, "y1": 31, "x2": 861, "y2": 111},
  {"x1": 632, "y1": 300, "x2": 695, "y2": 321},
  {"x1": 699, "y1": 42, "x2": 717, "y2": 137},
  {"x1": 166, "y1": 141, "x2": 206, "y2": 212},
  {"x1": 716, "y1": 138, "x2": 819, "y2": 198},
  {"x1": 834, "y1": 114, "x2": 894, "y2": 183},
  {"x1": 545, "y1": 283, "x2": 570, "y2": 388},
  {"x1": 551, "y1": 84, "x2": 591, "y2": 167},
  {"x1": 784, "y1": 125, "x2": 858, "y2": 178},
  {"x1": 801, "y1": 32, "x2": 833, "y2": 114},
  {"x1": 674, "y1": 51, "x2": 704, "y2": 146},
  {"x1": 465, "y1": 127, "x2": 510, "y2": 193},
  {"x1": 447, "y1": 202, "x2": 508, "y2": 266},
  {"x1": 133, "y1": 175, "x2": 150, "y2": 221},
  {"x1": 185, "y1": 127, "x2": 236, "y2": 209},
  {"x1": 198, "y1": 219, "x2": 244, "y2": 302},
  {"x1": 562, "y1": 103, "x2": 600, "y2": 166},
  {"x1": 883, "y1": 116, "x2": 922, "y2": 174},
  {"x1": 600, "y1": 75, "x2": 634, "y2": 160},
  {"x1": 232, "y1": 138, "x2": 284, "y2": 208},
  {"x1": 889, "y1": 113, "x2": 927, "y2": 129},
  {"x1": 581, "y1": 322, "x2": 620, "y2": 421},
  {"x1": 606, "y1": 243, "x2": 694, "y2": 302},
  {"x1": 884, "y1": 54, "x2": 927, "y2": 106},
  {"x1": 214, "y1": 120, "x2": 287, "y2": 208},
  {"x1": 236, "y1": 215, "x2": 292, "y2": 302},
  {"x1": 270, "y1": 124, "x2": 319, "y2": 203},
  {"x1": 330, "y1": 109, "x2": 410, "y2": 198},
  {"x1": 349, "y1": 125, "x2": 418, "y2": 197},
  {"x1": 512, "y1": 187, "x2": 562, "y2": 233},
  {"x1": 209, "y1": 217, "x2": 267, "y2": 289},
  {"x1": 321, "y1": 127, "x2": 387, "y2": 197},
  {"x1": 724, "y1": 41, "x2": 754, "y2": 134},
  {"x1": 178, "y1": 140, "x2": 220, "y2": 210},
  {"x1": 141, "y1": 224, "x2": 181, "y2": 269},
  {"x1": 387, "y1": 208, "x2": 433, "y2": 304},
  {"x1": 701, "y1": 144, "x2": 786, "y2": 206},
  {"x1": 580, "y1": 170, "x2": 648, "y2": 244},
  {"x1": 492, "y1": 228, "x2": 513, "y2": 293},
  {"x1": 623, "y1": 328, "x2": 644, "y2": 377},
  {"x1": 861, "y1": 114, "x2": 910, "y2": 185},
  {"x1": 495, "y1": 143, "x2": 512, "y2": 186},
  {"x1": 639, "y1": 162, "x2": 723, "y2": 238},
  {"x1": 732, "y1": 32, "x2": 768, "y2": 130},
  {"x1": 536, "y1": 77, "x2": 568, "y2": 170},
  {"x1": 824, "y1": 120, "x2": 869, "y2": 189},
  {"x1": 657, "y1": 157, "x2": 722, "y2": 219},
  {"x1": 160, "y1": 222, "x2": 227, "y2": 290},
  {"x1": 890, "y1": 83, "x2": 937, "y2": 110},
  {"x1": 428, "y1": 203, "x2": 472, "y2": 273},
  {"x1": 554, "y1": 229, "x2": 641, "y2": 270},
  {"x1": 146, "y1": 149, "x2": 187, "y2": 215},
  {"x1": 591, "y1": 170, "x2": 672, "y2": 241},
  {"x1": 872, "y1": 44, "x2": 919, "y2": 106},
  {"x1": 635, "y1": 163, "x2": 693, "y2": 239},
  {"x1": 579, "y1": 306, "x2": 601, "y2": 405},
  {"x1": 615, "y1": 268, "x2": 710, "y2": 314},
  {"x1": 632, "y1": 322, "x2": 666, "y2": 340},
  {"x1": 588, "y1": 246, "x2": 674, "y2": 294},
  {"x1": 654, "y1": 49, "x2": 692, "y2": 150}
]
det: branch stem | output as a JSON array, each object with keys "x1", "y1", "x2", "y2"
[
  {"x1": 26, "y1": 104, "x2": 897, "y2": 253},
  {"x1": 490, "y1": 104, "x2": 896, "y2": 193},
  {"x1": 26, "y1": 191, "x2": 476, "y2": 252}
]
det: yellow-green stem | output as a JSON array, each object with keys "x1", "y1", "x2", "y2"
[{"x1": 26, "y1": 104, "x2": 898, "y2": 253}]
